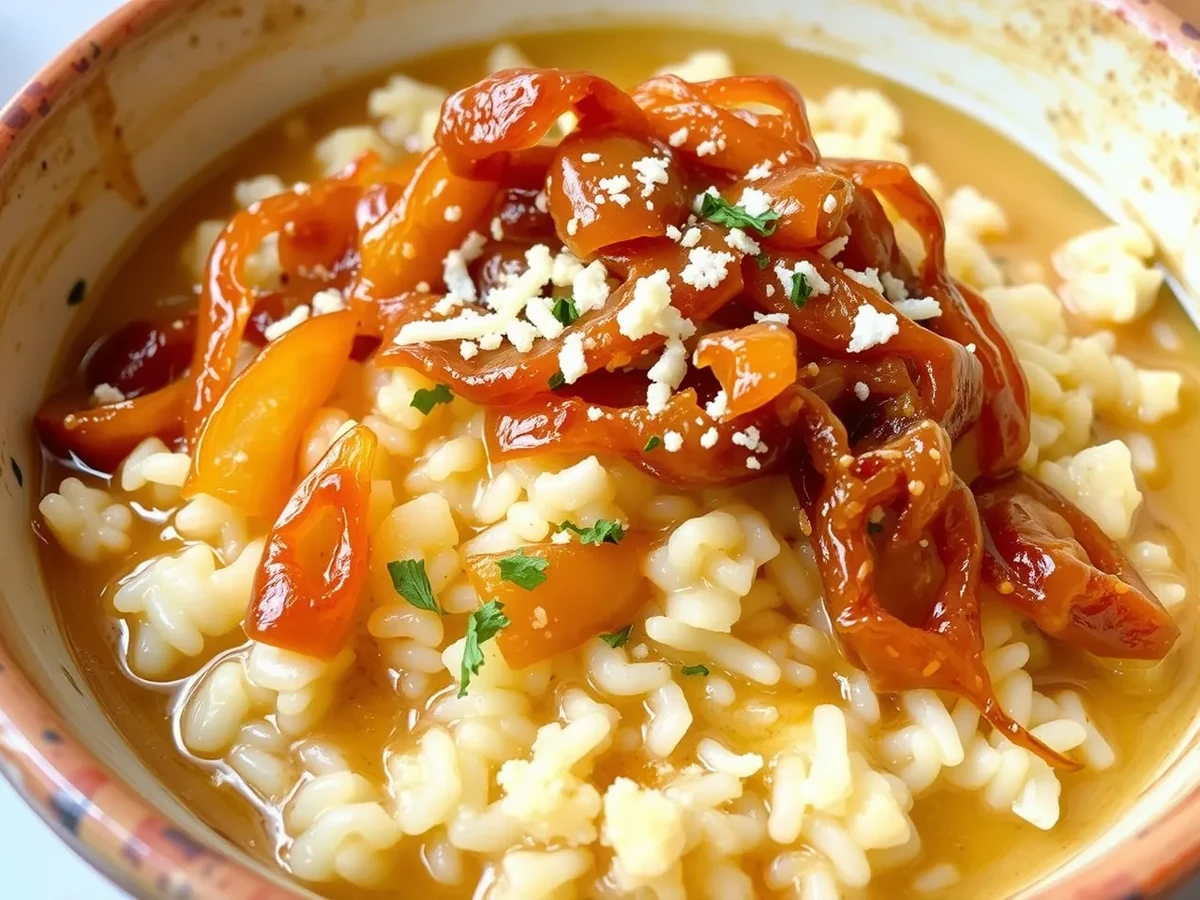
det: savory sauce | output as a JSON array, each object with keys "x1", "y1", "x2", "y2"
[{"x1": 36, "y1": 25, "x2": 1200, "y2": 899}]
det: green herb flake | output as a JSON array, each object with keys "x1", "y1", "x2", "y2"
[
  {"x1": 682, "y1": 664, "x2": 710, "y2": 677},
  {"x1": 548, "y1": 370, "x2": 567, "y2": 390},
  {"x1": 789, "y1": 272, "x2": 812, "y2": 307},
  {"x1": 388, "y1": 559, "x2": 443, "y2": 614},
  {"x1": 497, "y1": 550, "x2": 550, "y2": 591},
  {"x1": 700, "y1": 192, "x2": 781, "y2": 237},
  {"x1": 867, "y1": 521, "x2": 884, "y2": 535},
  {"x1": 755, "y1": 252, "x2": 771, "y2": 270},
  {"x1": 410, "y1": 383, "x2": 453, "y2": 415},
  {"x1": 557, "y1": 519, "x2": 627, "y2": 545},
  {"x1": 600, "y1": 625, "x2": 633, "y2": 649},
  {"x1": 551, "y1": 296, "x2": 580, "y2": 327},
  {"x1": 458, "y1": 600, "x2": 511, "y2": 697},
  {"x1": 644, "y1": 435, "x2": 663, "y2": 452}
]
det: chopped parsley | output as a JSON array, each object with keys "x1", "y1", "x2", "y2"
[
  {"x1": 600, "y1": 625, "x2": 633, "y2": 649},
  {"x1": 458, "y1": 600, "x2": 511, "y2": 697},
  {"x1": 755, "y1": 252, "x2": 771, "y2": 270},
  {"x1": 867, "y1": 521, "x2": 884, "y2": 534},
  {"x1": 557, "y1": 519, "x2": 626, "y2": 545},
  {"x1": 497, "y1": 550, "x2": 549, "y2": 591},
  {"x1": 681, "y1": 664, "x2": 710, "y2": 677},
  {"x1": 700, "y1": 192, "x2": 781, "y2": 237},
  {"x1": 789, "y1": 272, "x2": 812, "y2": 307},
  {"x1": 551, "y1": 296, "x2": 580, "y2": 327},
  {"x1": 388, "y1": 559, "x2": 442, "y2": 614},
  {"x1": 410, "y1": 383, "x2": 453, "y2": 415},
  {"x1": 548, "y1": 370, "x2": 566, "y2": 390},
  {"x1": 643, "y1": 435, "x2": 663, "y2": 452}
]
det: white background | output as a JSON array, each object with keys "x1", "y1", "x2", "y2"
[
  {"x1": 2, "y1": 2, "x2": 1200, "y2": 900},
  {"x1": 0, "y1": 7, "x2": 129, "y2": 899}
]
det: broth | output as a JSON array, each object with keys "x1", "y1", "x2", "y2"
[{"x1": 35, "y1": 25, "x2": 1200, "y2": 899}]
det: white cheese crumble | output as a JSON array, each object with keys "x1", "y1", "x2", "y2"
[
  {"x1": 443, "y1": 230, "x2": 488, "y2": 303},
  {"x1": 731, "y1": 426, "x2": 767, "y2": 454},
  {"x1": 774, "y1": 260, "x2": 831, "y2": 297},
  {"x1": 581, "y1": 152, "x2": 602, "y2": 163},
  {"x1": 696, "y1": 140, "x2": 718, "y2": 157},
  {"x1": 558, "y1": 332, "x2": 588, "y2": 385},
  {"x1": 264, "y1": 304, "x2": 311, "y2": 341},
  {"x1": 586, "y1": 406, "x2": 604, "y2": 422},
  {"x1": 92, "y1": 383, "x2": 126, "y2": 406},
  {"x1": 724, "y1": 227, "x2": 761, "y2": 257},
  {"x1": 819, "y1": 235, "x2": 850, "y2": 259},
  {"x1": 460, "y1": 340, "x2": 479, "y2": 360},
  {"x1": 507, "y1": 319, "x2": 539, "y2": 353},
  {"x1": 894, "y1": 297, "x2": 943, "y2": 321},
  {"x1": 666, "y1": 225, "x2": 683, "y2": 242},
  {"x1": 753, "y1": 312, "x2": 790, "y2": 325},
  {"x1": 853, "y1": 381, "x2": 870, "y2": 401},
  {"x1": 843, "y1": 267, "x2": 885, "y2": 294},
  {"x1": 738, "y1": 187, "x2": 773, "y2": 218},
  {"x1": 847, "y1": 304, "x2": 900, "y2": 353},
  {"x1": 822, "y1": 193, "x2": 838, "y2": 215},
  {"x1": 573, "y1": 260, "x2": 611, "y2": 313},
  {"x1": 681, "y1": 247, "x2": 735, "y2": 291},
  {"x1": 617, "y1": 270, "x2": 674, "y2": 341},
  {"x1": 680, "y1": 227, "x2": 702, "y2": 249},
  {"x1": 631, "y1": 156, "x2": 671, "y2": 198},
  {"x1": 599, "y1": 174, "x2": 632, "y2": 208},
  {"x1": 534, "y1": 191, "x2": 549, "y2": 213},
  {"x1": 699, "y1": 427, "x2": 719, "y2": 449},
  {"x1": 662, "y1": 431, "x2": 684, "y2": 453},
  {"x1": 646, "y1": 338, "x2": 689, "y2": 416},
  {"x1": 567, "y1": 217, "x2": 579, "y2": 237},
  {"x1": 692, "y1": 186, "x2": 720, "y2": 214},
  {"x1": 668, "y1": 127, "x2": 689, "y2": 147},
  {"x1": 706, "y1": 390, "x2": 729, "y2": 419},
  {"x1": 647, "y1": 382, "x2": 672, "y2": 416},
  {"x1": 311, "y1": 288, "x2": 346, "y2": 315},
  {"x1": 490, "y1": 216, "x2": 505, "y2": 241},
  {"x1": 745, "y1": 160, "x2": 773, "y2": 181},
  {"x1": 444, "y1": 205, "x2": 463, "y2": 222},
  {"x1": 551, "y1": 529, "x2": 572, "y2": 544},
  {"x1": 551, "y1": 251, "x2": 585, "y2": 288},
  {"x1": 880, "y1": 271, "x2": 909, "y2": 304},
  {"x1": 745, "y1": 457, "x2": 762, "y2": 471}
]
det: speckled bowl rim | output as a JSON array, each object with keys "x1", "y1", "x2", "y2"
[{"x1": 3, "y1": 1, "x2": 1200, "y2": 898}]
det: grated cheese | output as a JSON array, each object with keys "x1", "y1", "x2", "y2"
[
  {"x1": 310, "y1": 288, "x2": 347, "y2": 315},
  {"x1": 573, "y1": 261, "x2": 611, "y2": 314},
  {"x1": 819, "y1": 235, "x2": 850, "y2": 259},
  {"x1": 681, "y1": 247, "x2": 735, "y2": 291},
  {"x1": 668, "y1": 127, "x2": 690, "y2": 147},
  {"x1": 699, "y1": 427, "x2": 719, "y2": 449},
  {"x1": 696, "y1": 140, "x2": 718, "y2": 157},
  {"x1": 631, "y1": 156, "x2": 671, "y2": 198},
  {"x1": 853, "y1": 381, "x2": 870, "y2": 401},
  {"x1": 558, "y1": 332, "x2": 588, "y2": 385},
  {"x1": 745, "y1": 160, "x2": 773, "y2": 182},
  {"x1": 738, "y1": 187, "x2": 774, "y2": 218},
  {"x1": 460, "y1": 340, "x2": 480, "y2": 360},
  {"x1": 586, "y1": 406, "x2": 604, "y2": 422},
  {"x1": 706, "y1": 390, "x2": 729, "y2": 419},
  {"x1": 745, "y1": 457, "x2": 762, "y2": 471},
  {"x1": 894, "y1": 297, "x2": 943, "y2": 321},
  {"x1": 843, "y1": 267, "x2": 885, "y2": 294},
  {"x1": 847, "y1": 304, "x2": 900, "y2": 353},
  {"x1": 724, "y1": 227, "x2": 761, "y2": 257},
  {"x1": 880, "y1": 271, "x2": 909, "y2": 304},
  {"x1": 680, "y1": 227, "x2": 703, "y2": 248},
  {"x1": 663, "y1": 431, "x2": 684, "y2": 453}
]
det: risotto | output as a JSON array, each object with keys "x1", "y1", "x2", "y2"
[{"x1": 31, "y1": 27, "x2": 1198, "y2": 900}]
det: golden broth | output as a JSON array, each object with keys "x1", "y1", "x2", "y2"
[{"x1": 35, "y1": 25, "x2": 1200, "y2": 900}]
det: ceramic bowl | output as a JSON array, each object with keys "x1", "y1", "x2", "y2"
[{"x1": 2, "y1": 1, "x2": 1200, "y2": 897}]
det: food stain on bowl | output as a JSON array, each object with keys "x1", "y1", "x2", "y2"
[{"x1": 11, "y1": 12, "x2": 1200, "y2": 900}]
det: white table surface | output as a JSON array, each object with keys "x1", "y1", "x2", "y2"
[{"x1": 0, "y1": 7, "x2": 129, "y2": 897}]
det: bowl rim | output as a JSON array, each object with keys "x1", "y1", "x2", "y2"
[{"x1": 3, "y1": 1, "x2": 1200, "y2": 898}]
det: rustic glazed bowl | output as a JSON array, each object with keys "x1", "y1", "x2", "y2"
[{"x1": 2, "y1": 0, "x2": 1200, "y2": 897}]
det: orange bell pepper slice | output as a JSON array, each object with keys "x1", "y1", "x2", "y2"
[
  {"x1": 693, "y1": 322, "x2": 798, "y2": 421},
  {"x1": 183, "y1": 310, "x2": 356, "y2": 519},
  {"x1": 246, "y1": 423, "x2": 377, "y2": 658},
  {"x1": 464, "y1": 536, "x2": 652, "y2": 668}
]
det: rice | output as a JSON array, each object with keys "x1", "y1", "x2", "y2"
[{"x1": 35, "y1": 45, "x2": 1193, "y2": 900}]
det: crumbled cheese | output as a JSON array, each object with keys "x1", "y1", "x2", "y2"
[
  {"x1": 847, "y1": 304, "x2": 900, "y2": 353},
  {"x1": 573, "y1": 261, "x2": 612, "y2": 314},
  {"x1": 507, "y1": 319, "x2": 539, "y2": 353},
  {"x1": 567, "y1": 218, "x2": 579, "y2": 237},
  {"x1": 480, "y1": 333, "x2": 503, "y2": 351},
  {"x1": 416, "y1": 281, "x2": 431, "y2": 293},
  {"x1": 442, "y1": 230, "x2": 488, "y2": 303},
  {"x1": 696, "y1": 139, "x2": 719, "y2": 157},
  {"x1": 632, "y1": 156, "x2": 671, "y2": 198},
  {"x1": 738, "y1": 187, "x2": 773, "y2": 218},
  {"x1": 551, "y1": 529, "x2": 572, "y2": 544},
  {"x1": 681, "y1": 247, "x2": 735, "y2": 291},
  {"x1": 894, "y1": 297, "x2": 943, "y2": 321},
  {"x1": 444, "y1": 205, "x2": 463, "y2": 222},
  {"x1": 820, "y1": 236, "x2": 850, "y2": 258},
  {"x1": 706, "y1": 390, "x2": 729, "y2": 419},
  {"x1": 843, "y1": 267, "x2": 885, "y2": 294},
  {"x1": 558, "y1": 332, "x2": 588, "y2": 385},
  {"x1": 965, "y1": 343, "x2": 977, "y2": 353},
  {"x1": 647, "y1": 382, "x2": 672, "y2": 416},
  {"x1": 525, "y1": 296, "x2": 566, "y2": 340},
  {"x1": 460, "y1": 340, "x2": 480, "y2": 360},
  {"x1": 745, "y1": 160, "x2": 773, "y2": 182},
  {"x1": 731, "y1": 426, "x2": 766, "y2": 454},
  {"x1": 753, "y1": 312, "x2": 790, "y2": 325},
  {"x1": 663, "y1": 431, "x2": 684, "y2": 453},
  {"x1": 853, "y1": 381, "x2": 870, "y2": 401},
  {"x1": 765, "y1": 285, "x2": 776, "y2": 298},
  {"x1": 91, "y1": 383, "x2": 126, "y2": 406},
  {"x1": 668, "y1": 127, "x2": 689, "y2": 147},
  {"x1": 692, "y1": 186, "x2": 720, "y2": 214},
  {"x1": 745, "y1": 457, "x2": 762, "y2": 471},
  {"x1": 666, "y1": 225, "x2": 683, "y2": 242},
  {"x1": 699, "y1": 427, "x2": 719, "y2": 449},
  {"x1": 774, "y1": 260, "x2": 831, "y2": 297},
  {"x1": 724, "y1": 227, "x2": 761, "y2": 257},
  {"x1": 534, "y1": 191, "x2": 549, "y2": 213},
  {"x1": 490, "y1": 216, "x2": 505, "y2": 241},
  {"x1": 581, "y1": 152, "x2": 602, "y2": 163},
  {"x1": 587, "y1": 406, "x2": 604, "y2": 422},
  {"x1": 311, "y1": 288, "x2": 346, "y2": 315},
  {"x1": 617, "y1": 270, "x2": 674, "y2": 341},
  {"x1": 264, "y1": 304, "x2": 311, "y2": 341},
  {"x1": 599, "y1": 174, "x2": 632, "y2": 208},
  {"x1": 822, "y1": 193, "x2": 838, "y2": 215},
  {"x1": 680, "y1": 227, "x2": 703, "y2": 249},
  {"x1": 880, "y1": 271, "x2": 909, "y2": 304},
  {"x1": 551, "y1": 251, "x2": 585, "y2": 288}
]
